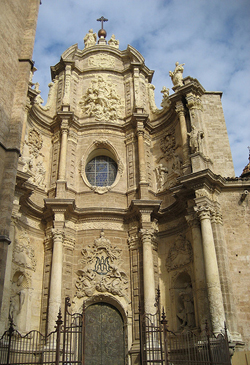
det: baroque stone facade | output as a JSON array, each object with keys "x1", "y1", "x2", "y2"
[{"x1": 0, "y1": 16, "x2": 250, "y2": 365}]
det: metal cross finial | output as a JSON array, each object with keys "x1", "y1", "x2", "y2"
[{"x1": 97, "y1": 16, "x2": 108, "y2": 29}]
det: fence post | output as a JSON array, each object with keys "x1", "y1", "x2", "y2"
[
  {"x1": 55, "y1": 308, "x2": 63, "y2": 365},
  {"x1": 82, "y1": 302, "x2": 85, "y2": 365},
  {"x1": 6, "y1": 318, "x2": 14, "y2": 365},
  {"x1": 161, "y1": 308, "x2": 169, "y2": 365},
  {"x1": 205, "y1": 320, "x2": 213, "y2": 365}
]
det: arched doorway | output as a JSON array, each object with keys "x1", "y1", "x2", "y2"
[{"x1": 85, "y1": 302, "x2": 125, "y2": 365}]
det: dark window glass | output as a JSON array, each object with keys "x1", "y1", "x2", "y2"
[{"x1": 85, "y1": 156, "x2": 118, "y2": 187}]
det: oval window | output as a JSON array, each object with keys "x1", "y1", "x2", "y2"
[{"x1": 85, "y1": 156, "x2": 118, "y2": 187}]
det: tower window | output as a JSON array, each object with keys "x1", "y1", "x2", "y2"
[{"x1": 85, "y1": 156, "x2": 117, "y2": 187}]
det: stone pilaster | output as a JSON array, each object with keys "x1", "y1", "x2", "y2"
[
  {"x1": 195, "y1": 204, "x2": 225, "y2": 334},
  {"x1": 186, "y1": 213, "x2": 209, "y2": 329},
  {"x1": 175, "y1": 100, "x2": 190, "y2": 173},
  {"x1": 58, "y1": 120, "x2": 69, "y2": 181},
  {"x1": 62, "y1": 64, "x2": 71, "y2": 106},
  {"x1": 136, "y1": 121, "x2": 149, "y2": 199},
  {"x1": 211, "y1": 207, "x2": 241, "y2": 341},
  {"x1": 48, "y1": 229, "x2": 64, "y2": 334}
]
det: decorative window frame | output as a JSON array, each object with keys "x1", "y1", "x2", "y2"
[{"x1": 80, "y1": 139, "x2": 124, "y2": 194}]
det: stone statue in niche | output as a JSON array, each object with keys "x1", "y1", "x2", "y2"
[
  {"x1": 171, "y1": 153, "x2": 182, "y2": 176},
  {"x1": 84, "y1": 29, "x2": 97, "y2": 48},
  {"x1": 187, "y1": 124, "x2": 204, "y2": 154},
  {"x1": 155, "y1": 164, "x2": 168, "y2": 191},
  {"x1": 166, "y1": 234, "x2": 193, "y2": 272},
  {"x1": 108, "y1": 34, "x2": 119, "y2": 48},
  {"x1": 169, "y1": 62, "x2": 185, "y2": 87},
  {"x1": 75, "y1": 230, "x2": 128, "y2": 299},
  {"x1": 9, "y1": 272, "x2": 27, "y2": 326},
  {"x1": 177, "y1": 283, "x2": 195, "y2": 329}
]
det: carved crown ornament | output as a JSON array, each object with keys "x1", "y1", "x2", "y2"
[
  {"x1": 74, "y1": 230, "x2": 128, "y2": 300},
  {"x1": 80, "y1": 139, "x2": 124, "y2": 194}
]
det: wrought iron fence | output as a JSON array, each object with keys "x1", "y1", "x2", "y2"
[
  {"x1": 0, "y1": 297, "x2": 83, "y2": 365},
  {"x1": 1, "y1": 295, "x2": 231, "y2": 365},
  {"x1": 139, "y1": 289, "x2": 231, "y2": 365}
]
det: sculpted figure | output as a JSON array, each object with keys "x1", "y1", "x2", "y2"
[
  {"x1": 160, "y1": 86, "x2": 170, "y2": 109},
  {"x1": 84, "y1": 29, "x2": 97, "y2": 48},
  {"x1": 9, "y1": 274, "x2": 26, "y2": 325},
  {"x1": 177, "y1": 283, "x2": 195, "y2": 329},
  {"x1": 187, "y1": 125, "x2": 204, "y2": 154},
  {"x1": 108, "y1": 34, "x2": 119, "y2": 48},
  {"x1": 169, "y1": 62, "x2": 185, "y2": 87},
  {"x1": 155, "y1": 164, "x2": 168, "y2": 191}
]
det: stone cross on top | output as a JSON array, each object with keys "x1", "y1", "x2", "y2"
[
  {"x1": 97, "y1": 16, "x2": 108, "y2": 39},
  {"x1": 97, "y1": 16, "x2": 108, "y2": 29}
]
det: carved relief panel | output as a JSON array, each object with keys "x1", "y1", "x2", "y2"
[{"x1": 74, "y1": 231, "x2": 129, "y2": 303}]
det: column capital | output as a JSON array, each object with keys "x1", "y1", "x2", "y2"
[
  {"x1": 175, "y1": 100, "x2": 185, "y2": 115},
  {"x1": 210, "y1": 209, "x2": 223, "y2": 225},
  {"x1": 185, "y1": 213, "x2": 200, "y2": 228},
  {"x1": 52, "y1": 228, "x2": 64, "y2": 241},
  {"x1": 60, "y1": 120, "x2": 69, "y2": 132},
  {"x1": 194, "y1": 204, "x2": 214, "y2": 220}
]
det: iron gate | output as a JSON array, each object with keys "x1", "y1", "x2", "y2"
[
  {"x1": 140, "y1": 308, "x2": 231, "y2": 364},
  {"x1": 0, "y1": 297, "x2": 83, "y2": 365}
]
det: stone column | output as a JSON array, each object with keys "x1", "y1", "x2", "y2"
[
  {"x1": 195, "y1": 204, "x2": 225, "y2": 334},
  {"x1": 175, "y1": 100, "x2": 190, "y2": 173},
  {"x1": 140, "y1": 229, "x2": 156, "y2": 314},
  {"x1": 58, "y1": 121, "x2": 69, "y2": 181},
  {"x1": 186, "y1": 213, "x2": 209, "y2": 329},
  {"x1": 48, "y1": 229, "x2": 64, "y2": 334}
]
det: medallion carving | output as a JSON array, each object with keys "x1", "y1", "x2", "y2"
[
  {"x1": 79, "y1": 75, "x2": 124, "y2": 122},
  {"x1": 75, "y1": 231, "x2": 128, "y2": 299},
  {"x1": 166, "y1": 234, "x2": 192, "y2": 272}
]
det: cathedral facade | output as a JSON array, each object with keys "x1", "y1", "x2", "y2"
[{"x1": 0, "y1": 4, "x2": 250, "y2": 364}]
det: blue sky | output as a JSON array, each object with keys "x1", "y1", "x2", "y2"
[{"x1": 33, "y1": 0, "x2": 250, "y2": 176}]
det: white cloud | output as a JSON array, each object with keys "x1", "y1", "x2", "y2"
[{"x1": 33, "y1": 0, "x2": 250, "y2": 176}]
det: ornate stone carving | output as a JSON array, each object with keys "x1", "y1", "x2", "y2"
[
  {"x1": 166, "y1": 234, "x2": 193, "y2": 272},
  {"x1": 28, "y1": 160, "x2": 46, "y2": 187},
  {"x1": 187, "y1": 124, "x2": 204, "y2": 154},
  {"x1": 169, "y1": 62, "x2": 185, "y2": 87},
  {"x1": 84, "y1": 29, "x2": 97, "y2": 48},
  {"x1": 13, "y1": 230, "x2": 37, "y2": 272},
  {"x1": 28, "y1": 128, "x2": 43, "y2": 157},
  {"x1": 194, "y1": 204, "x2": 214, "y2": 220},
  {"x1": 159, "y1": 130, "x2": 176, "y2": 160},
  {"x1": 75, "y1": 231, "x2": 128, "y2": 299},
  {"x1": 79, "y1": 75, "x2": 123, "y2": 122},
  {"x1": 88, "y1": 54, "x2": 115, "y2": 68},
  {"x1": 108, "y1": 34, "x2": 119, "y2": 48}
]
